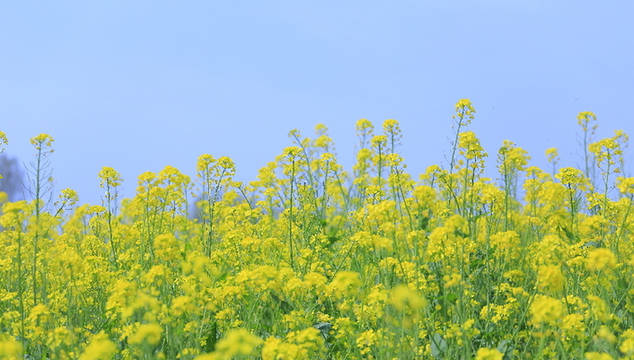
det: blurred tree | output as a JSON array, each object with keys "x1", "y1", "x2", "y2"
[{"x1": 0, "y1": 153, "x2": 25, "y2": 201}]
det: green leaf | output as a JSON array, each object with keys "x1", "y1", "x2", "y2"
[
  {"x1": 431, "y1": 333, "x2": 447, "y2": 359},
  {"x1": 497, "y1": 339, "x2": 512, "y2": 355}
]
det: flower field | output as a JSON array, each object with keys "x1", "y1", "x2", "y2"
[{"x1": 1, "y1": 99, "x2": 633, "y2": 359}]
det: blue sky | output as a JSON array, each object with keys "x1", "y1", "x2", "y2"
[{"x1": 1, "y1": 0, "x2": 633, "y2": 204}]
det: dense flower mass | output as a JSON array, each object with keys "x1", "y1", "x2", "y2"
[{"x1": 0, "y1": 100, "x2": 633, "y2": 359}]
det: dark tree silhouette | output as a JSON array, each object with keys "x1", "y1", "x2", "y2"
[{"x1": 0, "y1": 153, "x2": 25, "y2": 201}]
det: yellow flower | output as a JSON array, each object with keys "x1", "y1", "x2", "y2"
[
  {"x1": 620, "y1": 329, "x2": 634, "y2": 355},
  {"x1": 490, "y1": 231, "x2": 520, "y2": 256},
  {"x1": 382, "y1": 119, "x2": 402, "y2": 148},
  {"x1": 170, "y1": 296, "x2": 195, "y2": 317},
  {"x1": 356, "y1": 118, "x2": 374, "y2": 133},
  {"x1": 0, "y1": 131, "x2": 7, "y2": 152},
  {"x1": 356, "y1": 330, "x2": 378, "y2": 356},
  {"x1": 30, "y1": 133, "x2": 54, "y2": 151},
  {"x1": 283, "y1": 146, "x2": 302, "y2": 159},
  {"x1": 584, "y1": 352, "x2": 613, "y2": 360},
  {"x1": 595, "y1": 326, "x2": 616, "y2": 344},
  {"x1": 57, "y1": 188, "x2": 79, "y2": 211},
  {"x1": 585, "y1": 248, "x2": 617, "y2": 272},
  {"x1": 389, "y1": 284, "x2": 426, "y2": 312},
  {"x1": 443, "y1": 272, "x2": 462, "y2": 288},
  {"x1": 98, "y1": 167, "x2": 123, "y2": 189},
  {"x1": 327, "y1": 271, "x2": 361, "y2": 299},
  {"x1": 586, "y1": 295, "x2": 611, "y2": 322},
  {"x1": 454, "y1": 98, "x2": 476, "y2": 125},
  {"x1": 153, "y1": 233, "x2": 183, "y2": 263},
  {"x1": 0, "y1": 338, "x2": 22, "y2": 360},
  {"x1": 458, "y1": 131, "x2": 487, "y2": 160},
  {"x1": 498, "y1": 140, "x2": 529, "y2": 172},
  {"x1": 537, "y1": 265, "x2": 565, "y2": 294},
  {"x1": 556, "y1": 167, "x2": 589, "y2": 190},
  {"x1": 589, "y1": 130, "x2": 629, "y2": 177},
  {"x1": 211, "y1": 328, "x2": 262, "y2": 360},
  {"x1": 545, "y1": 147, "x2": 559, "y2": 162},
  {"x1": 475, "y1": 347, "x2": 503, "y2": 360},
  {"x1": 79, "y1": 332, "x2": 117, "y2": 360},
  {"x1": 617, "y1": 177, "x2": 634, "y2": 195},
  {"x1": 261, "y1": 328, "x2": 324, "y2": 360},
  {"x1": 197, "y1": 154, "x2": 216, "y2": 173},
  {"x1": 128, "y1": 323, "x2": 162, "y2": 346},
  {"x1": 577, "y1": 111, "x2": 597, "y2": 130},
  {"x1": 6, "y1": 105, "x2": 634, "y2": 359},
  {"x1": 529, "y1": 295, "x2": 564, "y2": 327},
  {"x1": 561, "y1": 313, "x2": 585, "y2": 338},
  {"x1": 371, "y1": 135, "x2": 387, "y2": 150}
]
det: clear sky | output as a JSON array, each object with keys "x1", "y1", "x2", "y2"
[{"x1": 1, "y1": 0, "x2": 633, "y2": 204}]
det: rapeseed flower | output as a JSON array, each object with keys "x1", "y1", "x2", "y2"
[
  {"x1": 585, "y1": 248, "x2": 617, "y2": 272},
  {"x1": 79, "y1": 332, "x2": 117, "y2": 360},
  {"x1": 537, "y1": 265, "x2": 565, "y2": 294},
  {"x1": 210, "y1": 328, "x2": 262, "y2": 360},
  {"x1": 0, "y1": 104, "x2": 631, "y2": 359},
  {"x1": 475, "y1": 347, "x2": 503, "y2": 360},
  {"x1": 530, "y1": 295, "x2": 564, "y2": 327},
  {"x1": 0, "y1": 337, "x2": 22, "y2": 360},
  {"x1": 128, "y1": 323, "x2": 162, "y2": 346}
]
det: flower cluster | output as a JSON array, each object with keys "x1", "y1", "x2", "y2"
[{"x1": 0, "y1": 103, "x2": 632, "y2": 359}]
